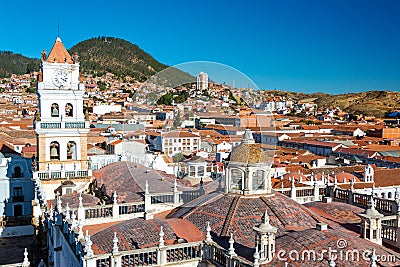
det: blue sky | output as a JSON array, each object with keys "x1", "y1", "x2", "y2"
[{"x1": 1, "y1": 0, "x2": 399, "y2": 94}]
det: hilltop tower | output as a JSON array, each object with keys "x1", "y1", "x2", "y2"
[{"x1": 34, "y1": 37, "x2": 91, "y2": 200}]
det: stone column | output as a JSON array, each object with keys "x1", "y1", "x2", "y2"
[
  {"x1": 112, "y1": 191, "x2": 119, "y2": 219},
  {"x1": 290, "y1": 178, "x2": 297, "y2": 201},
  {"x1": 144, "y1": 181, "x2": 153, "y2": 220},
  {"x1": 173, "y1": 179, "x2": 180, "y2": 205},
  {"x1": 77, "y1": 193, "x2": 85, "y2": 222}
]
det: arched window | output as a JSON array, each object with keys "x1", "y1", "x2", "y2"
[
  {"x1": 51, "y1": 103, "x2": 59, "y2": 117},
  {"x1": 50, "y1": 141, "x2": 60, "y2": 160},
  {"x1": 388, "y1": 192, "x2": 393, "y2": 199},
  {"x1": 67, "y1": 141, "x2": 77, "y2": 160},
  {"x1": 189, "y1": 166, "x2": 195, "y2": 177},
  {"x1": 13, "y1": 166, "x2": 22, "y2": 178},
  {"x1": 198, "y1": 166, "x2": 205, "y2": 177},
  {"x1": 231, "y1": 169, "x2": 243, "y2": 190},
  {"x1": 252, "y1": 170, "x2": 265, "y2": 190},
  {"x1": 65, "y1": 103, "x2": 73, "y2": 117}
]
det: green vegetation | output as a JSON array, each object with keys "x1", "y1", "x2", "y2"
[
  {"x1": 172, "y1": 152, "x2": 184, "y2": 163},
  {"x1": 156, "y1": 91, "x2": 189, "y2": 105},
  {"x1": 69, "y1": 36, "x2": 167, "y2": 82},
  {"x1": 0, "y1": 51, "x2": 39, "y2": 77},
  {"x1": 173, "y1": 110, "x2": 182, "y2": 129}
]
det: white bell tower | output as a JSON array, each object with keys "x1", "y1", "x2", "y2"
[{"x1": 34, "y1": 37, "x2": 91, "y2": 200}]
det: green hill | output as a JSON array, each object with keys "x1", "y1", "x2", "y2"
[
  {"x1": 0, "y1": 51, "x2": 39, "y2": 77},
  {"x1": 69, "y1": 36, "x2": 168, "y2": 82}
]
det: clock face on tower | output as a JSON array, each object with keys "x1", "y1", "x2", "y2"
[{"x1": 52, "y1": 70, "x2": 69, "y2": 88}]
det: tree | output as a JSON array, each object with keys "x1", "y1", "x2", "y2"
[
  {"x1": 173, "y1": 110, "x2": 182, "y2": 129},
  {"x1": 172, "y1": 152, "x2": 184, "y2": 163}
]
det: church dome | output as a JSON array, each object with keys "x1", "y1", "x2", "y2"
[
  {"x1": 168, "y1": 193, "x2": 318, "y2": 262},
  {"x1": 229, "y1": 129, "x2": 270, "y2": 165},
  {"x1": 167, "y1": 193, "x2": 399, "y2": 266}
]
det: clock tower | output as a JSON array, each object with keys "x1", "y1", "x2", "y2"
[{"x1": 34, "y1": 37, "x2": 91, "y2": 200}]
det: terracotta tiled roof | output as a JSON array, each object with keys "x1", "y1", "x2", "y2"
[
  {"x1": 93, "y1": 162, "x2": 195, "y2": 202},
  {"x1": 21, "y1": 145, "x2": 36, "y2": 153},
  {"x1": 271, "y1": 178, "x2": 308, "y2": 188},
  {"x1": 46, "y1": 37, "x2": 73, "y2": 64},
  {"x1": 163, "y1": 131, "x2": 199, "y2": 138},
  {"x1": 49, "y1": 192, "x2": 100, "y2": 209},
  {"x1": 90, "y1": 218, "x2": 202, "y2": 254}
]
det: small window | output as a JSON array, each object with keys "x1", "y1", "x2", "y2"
[
  {"x1": 50, "y1": 141, "x2": 60, "y2": 160},
  {"x1": 252, "y1": 170, "x2": 265, "y2": 190},
  {"x1": 231, "y1": 169, "x2": 243, "y2": 190},
  {"x1": 13, "y1": 187, "x2": 23, "y2": 196},
  {"x1": 65, "y1": 103, "x2": 73, "y2": 117},
  {"x1": 13, "y1": 166, "x2": 22, "y2": 178},
  {"x1": 14, "y1": 205, "x2": 23, "y2": 217},
  {"x1": 67, "y1": 141, "x2": 77, "y2": 160},
  {"x1": 51, "y1": 103, "x2": 59, "y2": 117},
  {"x1": 198, "y1": 166, "x2": 205, "y2": 177},
  {"x1": 189, "y1": 166, "x2": 196, "y2": 177}
]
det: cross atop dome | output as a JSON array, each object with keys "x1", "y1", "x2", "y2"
[{"x1": 46, "y1": 37, "x2": 73, "y2": 64}]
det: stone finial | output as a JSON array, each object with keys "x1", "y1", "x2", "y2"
[
  {"x1": 333, "y1": 176, "x2": 338, "y2": 186},
  {"x1": 159, "y1": 226, "x2": 165, "y2": 247},
  {"x1": 49, "y1": 205, "x2": 54, "y2": 219},
  {"x1": 34, "y1": 189, "x2": 39, "y2": 203},
  {"x1": 77, "y1": 219, "x2": 84, "y2": 239},
  {"x1": 228, "y1": 233, "x2": 236, "y2": 256},
  {"x1": 206, "y1": 221, "x2": 212, "y2": 242},
  {"x1": 23, "y1": 248, "x2": 29, "y2": 265},
  {"x1": 71, "y1": 211, "x2": 77, "y2": 228},
  {"x1": 253, "y1": 246, "x2": 260, "y2": 267},
  {"x1": 112, "y1": 232, "x2": 119, "y2": 253},
  {"x1": 291, "y1": 177, "x2": 295, "y2": 188},
  {"x1": 145, "y1": 180, "x2": 149, "y2": 195},
  {"x1": 113, "y1": 191, "x2": 117, "y2": 204},
  {"x1": 395, "y1": 188, "x2": 399, "y2": 200},
  {"x1": 370, "y1": 248, "x2": 377, "y2": 267},
  {"x1": 350, "y1": 178, "x2": 355, "y2": 191},
  {"x1": 78, "y1": 193, "x2": 83, "y2": 207},
  {"x1": 368, "y1": 195, "x2": 375, "y2": 210},
  {"x1": 56, "y1": 193, "x2": 62, "y2": 212},
  {"x1": 85, "y1": 234, "x2": 94, "y2": 257},
  {"x1": 174, "y1": 179, "x2": 178, "y2": 192}
]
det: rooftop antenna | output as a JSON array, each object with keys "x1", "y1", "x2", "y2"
[{"x1": 57, "y1": 24, "x2": 60, "y2": 38}]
